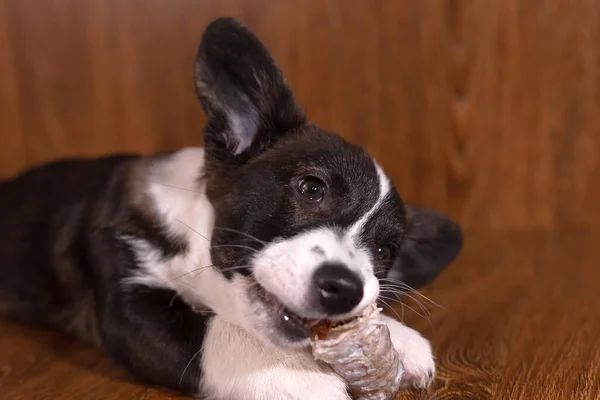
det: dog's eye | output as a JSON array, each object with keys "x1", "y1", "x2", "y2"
[
  {"x1": 298, "y1": 178, "x2": 325, "y2": 201},
  {"x1": 375, "y1": 245, "x2": 395, "y2": 262}
]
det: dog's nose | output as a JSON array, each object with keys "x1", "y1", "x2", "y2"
[{"x1": 312, "y1": 263, "x2": 364, "y2": 314}]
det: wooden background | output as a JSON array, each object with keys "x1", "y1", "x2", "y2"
[{"x1": 1, "y1": 0, "x2": 599, "y2": 230}]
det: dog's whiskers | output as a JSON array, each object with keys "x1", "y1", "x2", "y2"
[
  {"x1": 379, "y1": 296, "x2": 429, "y2": 326},
  {"x1": 150, "y1": 180, "x2": 201, "y2": 194},
  {"x1": 178, "y1": 219, "x2": 265, "y2": 251},
  {"x1": 213, "y1": 227, "x2": 267, "y2": 246},
  {"x1": 179, "y1": 347, "x2": 204, "y2": 384},
  {"x1": 379, "y1": 286, "x2": 433, "y2": 321},
  {"x1": 176, "y1": 218, "x2": 286, "y2": 272},
  {"x1": 176, "y1": 219, "x2": 273, "y2": 258},
  {"x1": 379, "y1": 278, "x2": 446, "y2": 311},
  {"x1": 378, "y1": 294, "x2": 431, "y2": 326},
  {"x1": 379, "y1": 277, "x2": 440, "y2": 306},
  {"x1": 168, "y1": 263, "x2": 254, "y2": 284},
  {"x1": 401, "y1": 292, "x2": 432, "y2": 318},
  {"x1": 379, "y1": 285, "x2": 431, "y2": 312},
  {"x1": 176, "y1": 219, "x2": 211, "y2": 242},
  {"x1": 167, "y1": 263, "x2": 213, "y2": 283},
  {"x1": 377, "y1": 297, "x2": 405, "y2": 323},
  {"x1": 210, "y1": 244, "x2": 261, "y2": 253}
]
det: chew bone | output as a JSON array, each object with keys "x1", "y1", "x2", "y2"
[{"x1": 310, "y1": 303, "x2": 404, "y2": 400}]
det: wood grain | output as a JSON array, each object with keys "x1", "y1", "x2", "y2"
[
  {"x1": 396, "y1": 229, "x2": 600, "y2": 400},
  {"x1": 2, "y1": 229, "x2": 599, "y2": 399},
  {"x1": 1, "y1": 0, "x2": 599, "y2": 230}
]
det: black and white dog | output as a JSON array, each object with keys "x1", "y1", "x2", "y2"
[{"x1": 0, "y1": 18, "x2": 462, "y2": 399}]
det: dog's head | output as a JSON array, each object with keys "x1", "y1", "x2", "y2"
[{"x1": 195, "y1": 18, "x2": 462, "y2": 348}]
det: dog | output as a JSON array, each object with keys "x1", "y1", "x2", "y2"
[{"x1": 0, "y1": 18, "x2": 462, "y2": 400}]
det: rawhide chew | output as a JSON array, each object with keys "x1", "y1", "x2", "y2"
[{"x1": 310, "y1": 303, "x2": 404, "y2": 400}]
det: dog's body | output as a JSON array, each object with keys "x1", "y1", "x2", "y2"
[{"x1": 0, "y1": 18, "x2": 462, "y2": 400}]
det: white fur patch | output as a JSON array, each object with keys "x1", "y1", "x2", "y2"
[
  {"x1": 252, "y1": 227, "x2": 379, "y2": 320},
  {"x1": 200, "y1": 313, "x2": 433, "y2": 399},
  {"x1": 382, "y1": 314, "x2": 436, "y2": 389},
  {"x1": 346, "y1": 162, "x2": 391, "y2": 242},
  {"x1": 251, "y1": 158, "x2": 390, "y2": 320},
  {"x1": 201, "y1": 316, "x2": 350, "y2": 400},
  {"x1": 121, "y1": 148, "x2": 245, "y2": 322}
]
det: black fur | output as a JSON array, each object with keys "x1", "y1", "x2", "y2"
[
  {"x1": 392, "y1": 205, "x2": 463, "y2": 289},
  {"x1": 195, "y1": 18, "x2": 306, "y2": 168},
  {"x1": 0, "y1": 155, "x2": 209, "y2": 394},
  {"x1": 206, "y1": 129, "x2": 389, "y2": 279}
]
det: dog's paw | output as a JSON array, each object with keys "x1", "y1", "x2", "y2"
[
  {"x1": 382, "y1": 315, "x2": 436, "y2": 389},
  {"x1": 202, "y1": 317, "x2": 350, "y2": 400},
  {"x1": 205, "y1": 361, "x2": 350, "y2": 400},
  {"x1": 261, "y1": 367, "x2": 350, "y2": 400},
  {"x1": 396, "y1": 336, "x2": 435, "y2": 390}
]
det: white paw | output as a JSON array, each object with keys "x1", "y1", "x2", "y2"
[
  {"x1": 206, "y1": 361, "x2": 350, "y2": 400},
  {"x1": 382, "y1": 315, "x2": 436, "y2": 389},
  {"x1": 254, "y1": 367, "x2": 350, "y2": 400},
  {"x1": 202, "y1": 317, "x2": 350, "y2": 400}
]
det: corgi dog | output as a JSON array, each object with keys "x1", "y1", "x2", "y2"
[{"x1": 0, "y1": 17, "x2": 462, "y2": 400}]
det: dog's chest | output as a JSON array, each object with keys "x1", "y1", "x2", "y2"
[{"x1": 123, "y1": 147, "x2": 236, "y2": 312}]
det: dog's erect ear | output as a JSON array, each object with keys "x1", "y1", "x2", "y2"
[
  {"x1": 194, "y1": 18, "x2": 306, "y2": 164},
  {"x1": 387, "y1": 204, "x2": 463, "y2": 291}
]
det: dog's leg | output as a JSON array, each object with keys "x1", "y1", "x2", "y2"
[
  {"x1": 381, "y1": 314, "x2": 436, "y2": 389},
  {"x1": 201, "y1": 316, "x2": 350, "y2": 400},
  {"x1": 98, "y1": 284, "x2": 212, "y2": 397}
]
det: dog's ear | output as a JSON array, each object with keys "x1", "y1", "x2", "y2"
[
  {"x1": 387, "y1": 204, "x2": 463, "y2": 291},
  {"x1": 194, "y1": 18, "x2": 306, "y2": 164}
]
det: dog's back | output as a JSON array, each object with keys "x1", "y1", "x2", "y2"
[{"x1": 0, "y1": 155, "x2": 138, "y2": 338}]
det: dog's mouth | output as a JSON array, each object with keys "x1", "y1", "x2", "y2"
[
  {"x1": 251, "y1": 284, "x2": 356, "y2": 343},
  {"x1": 253, "y1": 285, "x2": 320, "y2": 340}
]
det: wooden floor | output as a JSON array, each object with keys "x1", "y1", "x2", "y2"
[{"x1": 0, "y1": 229, "x2": 598, "y2": 400}]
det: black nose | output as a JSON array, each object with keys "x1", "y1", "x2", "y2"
[{"x1": 312, "y1": 263, "x2": 364, "y2": 314}]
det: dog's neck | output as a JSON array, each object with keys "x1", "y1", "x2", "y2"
[{"x1": 122, "y1": 147, "x2": 245, "y2": 323}]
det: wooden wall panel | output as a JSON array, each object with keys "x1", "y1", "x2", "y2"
[
  {"x1": 0, "y1": 0, "x2": 598, "y2": 230},
  {"x1": 0, "y1": 0, "x2": 28, "y2": 175}
]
